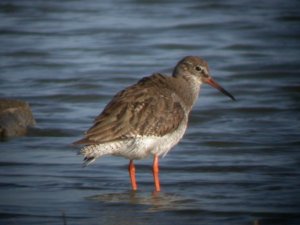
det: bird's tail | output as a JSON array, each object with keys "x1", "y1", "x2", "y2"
[{"x1": 79, "y1": 145, "x2": 104, "y2": 167}]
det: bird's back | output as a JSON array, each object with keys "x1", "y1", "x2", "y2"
[{"x1": 74, "y1": 73, "x2": 188, "y2": 146}]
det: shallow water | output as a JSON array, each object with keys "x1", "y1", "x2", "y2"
[{"x1": 1, "y1": 0, "x2": 300, "y2": 225}]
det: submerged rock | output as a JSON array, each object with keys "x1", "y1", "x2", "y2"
[{"x1": 0, "y1": 99, "x2": 36, "y2": 138}]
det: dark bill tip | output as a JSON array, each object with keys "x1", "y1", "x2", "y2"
[{"x1": 205, "y1": 78, "x2": 236, "y2": 101}]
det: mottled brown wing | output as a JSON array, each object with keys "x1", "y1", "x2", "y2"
[{"x1": 73, "y1": 74, "x2": 186, "y2": 145}]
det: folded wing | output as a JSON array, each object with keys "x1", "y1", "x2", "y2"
[{"x1": 73, "y1": 73, "x2": 186, "y2": 145}]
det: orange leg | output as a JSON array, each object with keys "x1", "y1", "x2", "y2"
[
  {"x1": 152, "y1": 154, "x2": 161, "y2": 192},
  {"x1": 128, "y1": 160, "x2": 137, "y2": 191}
]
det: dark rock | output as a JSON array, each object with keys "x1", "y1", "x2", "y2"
[{"x1": 0, "y1": 99, "x2": 36, "y2": 138}]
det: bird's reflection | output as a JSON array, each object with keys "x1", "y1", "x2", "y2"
[{"x1": 87, "y1": 191, "x2": 194, "y2": 212}]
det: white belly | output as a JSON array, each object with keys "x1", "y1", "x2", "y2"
[{"x1": 81, "y1": 120, "x2": 187, "y2": 161}]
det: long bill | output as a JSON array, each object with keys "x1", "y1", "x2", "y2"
[{"x1": 205, "y1": 77, "x2": 236, "y2": 101}]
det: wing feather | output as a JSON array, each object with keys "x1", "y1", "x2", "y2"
[{"x1": 73, "y1": 73, "x2": 186, "y2": 145}]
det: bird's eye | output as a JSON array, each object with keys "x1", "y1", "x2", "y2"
[{"x1": 195, "y1": 66, "x2": 202, "y2": 72}]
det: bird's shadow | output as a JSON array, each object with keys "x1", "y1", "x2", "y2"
[{"x1": 87, "y1": 191, "x2": 196, "y2": 212}]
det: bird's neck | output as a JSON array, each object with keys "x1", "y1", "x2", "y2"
[{"x1": 171, "y1": 75, "x2": 201, "y2": 112}]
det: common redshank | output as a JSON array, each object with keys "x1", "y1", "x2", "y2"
[{"x1": 74, "y1": 56, "x2": 235, "y2": 192}]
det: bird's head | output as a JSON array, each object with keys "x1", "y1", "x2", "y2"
[{"x1": 173, "y1": 56, "x2": 236, "y2": 101}]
